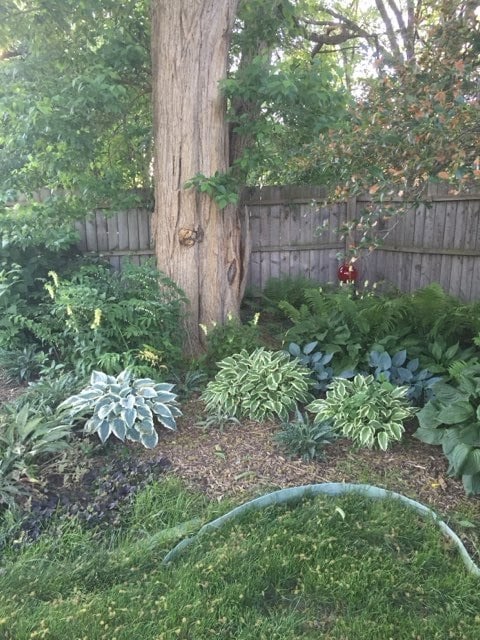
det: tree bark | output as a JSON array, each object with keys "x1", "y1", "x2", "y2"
[{"x1": 151, "y1": 0, "x2": 247, "y2": 354}]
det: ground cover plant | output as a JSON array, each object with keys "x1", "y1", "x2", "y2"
[{"x1": 0, "y1": 482, "x2": 479, "y2": 640}]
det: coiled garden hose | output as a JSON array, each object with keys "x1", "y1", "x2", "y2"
[{"x1": 162, "y1": 482, "x2": 480, "y2": 577}]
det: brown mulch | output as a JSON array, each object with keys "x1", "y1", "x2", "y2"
[
  {"x1": 147, "y1": 399, "x2": 479, "y2": 520},
  {"x1": 0, "y1": 370, "x2": 25, "y2": 405}
]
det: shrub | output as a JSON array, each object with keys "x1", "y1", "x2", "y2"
[
  {"x1": 58, "y1": 370, "x2": 181, "y2": 449},
  {"x1": 274, "y1": 410, "x2": 336, "y2": 461},
  {"x1": 414, "y1": 363, "x2": 480, "y2": 495},
  {"x1": 43, "y1": 260, "x2": 186, "y2": 375},
  {"x1": 308, "y1": 374, "x2": 416, "y2": 450},
  {"x1": 202, "y1": 348, "x2": 312, "y2": 422}
]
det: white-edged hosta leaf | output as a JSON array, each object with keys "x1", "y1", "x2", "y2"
[
  {"x1": 158, "y1": 414, "x2": 177, "y2": 430},
  {"x1": 121, "y1": 407, "x2": 137, "y2": 429},
  {"x1": 140, "y1": 431, "x2": 158, "y2": 449},
  {"x1": 97, "y1": 420, "x2": 111, "y2": 443},
  {"x1": 111, "y1": 418, "x2": 127, "y2": 441}
]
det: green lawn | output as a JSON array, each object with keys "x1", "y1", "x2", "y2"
[{"x1": 0, "y1": 478, "x2": 479, "y2": 639}]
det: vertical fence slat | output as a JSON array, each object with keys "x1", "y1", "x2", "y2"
[{"x1": 66, "y1": 189, "x2": 480, "y2": 302}]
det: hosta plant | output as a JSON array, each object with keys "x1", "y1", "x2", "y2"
[
  {"x1": 59, "y1": 370, "x2": 181, "y2": 449},
  {"x1": 202, "y1": 348, "x2": 312, "y2": 422},
  {"x1": 414, "y1": 363, "x2": 480, "y2": 495},
  {"x1": 307, "y1": 374, "x2": 416, "y2": 451},
  {"x1": 368, "y1": 349, "x2": 441, "y2": 405},
  {"x1": 274, "y1": 410, "x2": 336, "y2": 461},
  {"x1": 286, "y1": 341, "x2": 334, "y2": 391}
]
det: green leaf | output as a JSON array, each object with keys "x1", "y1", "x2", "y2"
[
  {"x1": 97, "y1": 420, "x2": 111, "y2": 444},
  {"x1": 140, "y1": 431, "x2": 158, "y2": 449},
  {"x1": 377, "y1": 431, "x2": 389, "y2": 451},
  {"x1": 460, "y1": 448, "x2": 480, "y2": 476},
  {"x1": 449, "y1": 442, "x2": 474, "y2": 474},
  {"x1": 437, "y1": 401, "x2": 474, "y2": 425}
]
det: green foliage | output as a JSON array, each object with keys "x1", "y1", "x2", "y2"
[
  {"x1": 200, "y1": 313, "x2": 261, "y2": 374},
  {"x1": 368, "y1": 349, "x2": 442, "y2": 405},
  {"x1": 59, "y1": 370, "x2": 181, "y2": 449},
  {"x1": 0, "y1": 404, "x2": 72, "y2": 507},
  {"x1": 415, "y1": 364, "x2": 480, "y2": 495},
  {"x1": 0, "y1": 0, "x2": 152, "y2": 213},
  {"x1": 202, "y1": 348, "x2": 312, "y2": 422},
  {"x1": 0, "y1": 345, "x2": 48, "y2": 383},
  {"x1": 12, "y1": 371, "x2": 85, "y2": 418},
  {"x1": 415, "y1": 338, "x2": 479, "y2": 378},
  {"x1": 262, "y1": 275, "x2": 322, "y2": 311},
  {"x1": 42, "y1": 260, "x2": 186, "y2": 376},
  {"x1": 184, "y1": 172, "x2": 239, "y2": 209},
  {"x1": 274, "y1": 410, "x2": 336, "y2": 461},
  {"x1": 308, "y1": 375, "x2": 416, "y2": 451},
  {"x1": 286, "y1": 341, "x2": 334, "y2": 391}
]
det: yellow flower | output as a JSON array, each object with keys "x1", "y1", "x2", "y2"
[
  {"x1": 47, "y1": 270, "x2": 59, "y2": 288},
  {"x1": 90, "y1": 308, "x2": 102, "y2": 330}
]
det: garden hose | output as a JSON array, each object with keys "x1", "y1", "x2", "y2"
[{"x1": 162, "y1": 483, "x2": 480, "y2": 577}]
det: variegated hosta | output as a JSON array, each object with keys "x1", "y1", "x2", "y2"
[
  {"x1": 202, "y1": 348, "x2": 312, "y2": 422},
  {"x1": 59, "y1": 370, "x2": 181, "y2": 448},
  {"x1": 307, "y1": 374, "x2": 416, "y2": 451}
]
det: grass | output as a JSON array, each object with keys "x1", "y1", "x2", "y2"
[{"x1": 1, "y1": 477, "x2": 480, "y2": 639}]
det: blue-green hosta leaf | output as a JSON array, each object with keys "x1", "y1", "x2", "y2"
[
  {"x1": 133, "y1": 378, "x2": 157, "y2": 387},
  {"x1": 303, "y1": 341, "x2": 318, "y2": 355},
  {"x1": 140, "y1": 431, "x2": 158, "y2": 449},
  {"x1": 97, "y1": 403, "x2": 115, "y2": 420},
  {"x1": 90, "y1": 371, "x2": 111, "y2": 386},
  {"x1": 97, "y1": 420, "x2": 111, "y2": 443},
  {"x1": 85, "y1": 415, "x2": 102, "y2": 433},
  {"x1": 462, "y1": 472, "x2": 480, "y2": 496},
  {"x1": 414, "y1": 425, "x2": 445, "y2": 446},
  {"x1": 121, "y1": 407, "x2": 137, "y2": 429},
  {"x1": 116, "y1": 370, "x2": 132, "y2": 385},
  {"x1": 407, "y1": 357, "x2": 419, "y2": 372},
  {"x1": 137, "y1": 386, "x2": 157, "y2": 399},
  {"x1": 157, "y1": 414, "x2": 177, "y2": 430},
  {"x1": 432, "y1": 383, "x2": 465, "y2": 404},
  {"x1": 137, "y1": 419, "x2": 155, "y2": 435},
  {"x1": 120, "y1": 394, "x2": 135, "y2": 410},
  {"x1": 152, "y1": 402, "x2": 173, "y2": 418},
  {"x1": 137, "y1": 404, "x2": 153, "y2": 420},
  {"x1": 154, "y1": 382, "x2": 175, "y2": 393},
  {"x1": 127, "y1": 428, "x2": 141, "y2": 442},
  {"x1": 392, "y1": 350, "x2": 407, "y2": 367},
  {"x1": 458, "y1": 448, "x2": 480, "y2": 476},
  {"x1": 437, "y1": 400, "x2": 474, "y2": 425},
  {"x1": 448, "y1": 442, "x2": 473, "y2": 475},
  {"x1": 417, "y1": 401, "x2": 444, "y2": 430},
  {"x1": 111, "y1": 418, "x2": 127, "y2": 441},
  {"x1": 288, "y1": 343, "x2": 301, "y2": 357},
  {"x1": 77, "y1": 389, "x2": 103, "y2": 402},
  {"x1": 154, "y1": 391, "x2": 177, "y2": 403}
]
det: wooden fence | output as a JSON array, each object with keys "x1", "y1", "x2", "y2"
[{"x1": 74, "y1": 185, "x2": 480, "y2": 301}]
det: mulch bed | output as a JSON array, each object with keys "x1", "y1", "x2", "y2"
[{"x1": 146, "y1": 398, "x2": 477, "y2": 518}]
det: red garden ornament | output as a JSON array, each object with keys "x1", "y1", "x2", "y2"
[{"x1": 337, "y1": 262, "x2": 358, "y2": 283}]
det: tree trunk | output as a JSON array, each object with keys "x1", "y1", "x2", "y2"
[{"x1": 151, "y1": 0, "x2": 247, "y2": 354}]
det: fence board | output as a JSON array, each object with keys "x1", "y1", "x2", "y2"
[{"x1": 71, "y1": 187, "x2": 480, "y2": 301}]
